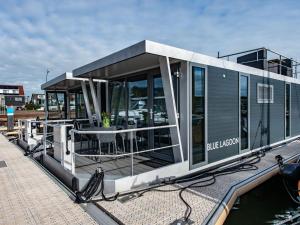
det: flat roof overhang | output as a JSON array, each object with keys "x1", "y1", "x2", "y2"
[
  {"x1": 72, "y1": 40, "x2": 300, "y2": 85},
  {"x1": 41, "y1": 72, "x2": 106, "y2": 91},
  {"x1": 72, "y1": 40, "x2": 185, "y2": 79},
  {"x1": 41, "y1": 72, "x2": 82, "y2": 91}
]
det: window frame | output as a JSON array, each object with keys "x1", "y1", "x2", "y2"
[{"x1": 257, "y1": 83, "x2": 274, "y2": 103}]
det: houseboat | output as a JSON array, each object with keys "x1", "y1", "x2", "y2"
[{"x1": 20, "y1": 40, "x2": 300, "y2": 195}]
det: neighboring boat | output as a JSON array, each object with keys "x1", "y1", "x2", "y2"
[{"x1": 276, "y1": 155, "x2": 300, "y2": 201}]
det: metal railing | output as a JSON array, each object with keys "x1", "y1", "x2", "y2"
[
  {"x1": 69, "y1": 124, "x2": 181, "y2": 176},
  {"x1": 218, "y1": 47, "x2": 300, "y2": 79}
]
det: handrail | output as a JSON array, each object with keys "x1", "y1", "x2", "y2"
[
  {"x1": 71, "y1": 124, "x2": 177, "y2": 134},
  {"x1": 218, "y1": 47, "x2": 265, "y2": 59},
  {"x1": 69, "y1": 124, "x2": 180, "y2": 176},
  {"x1": 18, "y1": 118, "x2": 89, "y2": 124},
  {"x1": 74, "y1": 144, "x2": 179, "y2": 158}
]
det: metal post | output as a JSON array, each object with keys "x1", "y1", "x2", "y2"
[
  {"x1": 105, "y1": 82, "x2": 109, "y2": 112},
  {"x1": 97, "y1": 82, "x2": 102, "y2": 114},
  {"x1": 130, "y1": 131, "x2": 134, "y2": 176},
  {"x1": 279, "y1": 55, "x2": 282, "y2": 75},
  {"x1": 66, "y1": 90, "x2": 70, "y2": 119},
  {"x1": 71, "y1": 130, "x2": 75, "y2": 175},
  {"x1": 89, "y1": 78, "x2": 102, "y2": 126},
  {"x1": 43, "y1": 122, "x2": 47, "y2": 155},
  {"x1": 159, "y1": 56, "x2": 184, "y2": 162},
  {"x1": 81, "y1": 81, "x2": 94, "y2": 125}
]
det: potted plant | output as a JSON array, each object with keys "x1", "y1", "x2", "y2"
[{"x1": 102, "y1": 112, "x2": 111, "y2": 128}]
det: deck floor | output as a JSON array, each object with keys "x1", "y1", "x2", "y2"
[
  {"x1": 95, "y1": 140, "x2": 300, "y2": 225},
  {"x1": 0, "y1": 134, "x2": 97, "y2": 225},
  {"x1": 75, "y1": 154, "x2": 171, "y2": 178}
]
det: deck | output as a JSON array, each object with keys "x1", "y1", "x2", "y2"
[
  {"x1": 0, "y1": 134, "x2": 97, "y2": 225},
  {"x1": 75, "y1": 154, "x2": 172, "y2": 178},
  {"x1": 93, "y1": 140, "x2": 300, "y2": 225}
]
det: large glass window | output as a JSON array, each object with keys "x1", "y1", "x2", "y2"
[
  {"x1": 110, "y1": 82, "x2": 126, "y2": 127},
  {"x1": 192, "y1": 67, "x2": 205, "y2": 165},
  {"x1": 75, "y1": 93, "x2": 86, "y2": 119},
  {"x1": 286, "y1": 83, "x2": 291, "y2": 137},
  {"x1": 240, "y1": 75, "x2": 249, "y2": 150},
  {"x1": 128, "y1": 78, "x2": 148, "y2": 128},
  {"x1": 47, "y1": 92, "x2": 66, "y2": 119}
]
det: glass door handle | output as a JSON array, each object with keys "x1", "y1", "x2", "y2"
[{"x1": 149, "y1": 108, "x2": 153, "y2": 120}]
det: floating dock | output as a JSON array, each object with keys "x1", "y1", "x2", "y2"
[
  {"x1": 0, "y1": 134, "x2": 97, "y2": 225},
  {"x1": 1, "y1": 133, "x2": 300, "y2": 225}
]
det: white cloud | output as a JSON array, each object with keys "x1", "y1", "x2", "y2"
[{"x1": 0, "y1": 0, "x2": 300, "y2": 95}]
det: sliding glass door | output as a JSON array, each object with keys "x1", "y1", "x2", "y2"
[{"x1": 109, "y1": 74, "x2": 176, "y2": 163}]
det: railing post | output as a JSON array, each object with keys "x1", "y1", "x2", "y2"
[
  {"x1": 279, "y1": 55, "x2": 282, "y2": 75},
  {"x1": 71, "y1": 130, "x2": 75, "y2": 175},
  {"x1": 43, "y1": 122, "x2": 47, "y2": 155},
  {"x1": 130, "y1": 131, "x2": 133, "y2": 176}
]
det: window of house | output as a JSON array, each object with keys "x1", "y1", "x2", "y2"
[{"x1": 257, "y1": 83, "x2": 274, "y2": 103}]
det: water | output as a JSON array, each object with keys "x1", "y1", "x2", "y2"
[{"x1": 224, "y1": 175, "x2": 300, "y2": 225}]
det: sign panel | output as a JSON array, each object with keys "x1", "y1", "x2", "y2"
[
  {"x1": 6, "y1": 106, "x2": 14, "y2": 116},
  {"x1": 4, "y1": 96, "x2": 25, "y2": 106}
]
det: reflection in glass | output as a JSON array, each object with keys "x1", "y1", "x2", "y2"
[
  {"x1": 110, "y1": 82, "x2": 126, "y2": 127},
  {"x1": 240, "y1": 75, "x2": 249, "y2": 150},
  {"x1": 47, "y1": 92, "x2": 66, "y2": 119},
  {"x1": 153, "y1": 76, "x2": 168, "y2": 126},
  {"x1": 192, "y1": 67, "x2": 205, "y2": 165},
  {"x1": 128, "y1": 79, "x2": 148, "y2": 128},
  {"x1": 69, "y1": 93, "x2": 76, "y2": 119},
  {"x1": 75, "y1": 93, "x2": 86, "y2": 119},
  {"x1": 286, "y1": 83, "x2": 291, "y2": 137}
]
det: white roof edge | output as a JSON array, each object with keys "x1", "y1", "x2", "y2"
[
  {"x1": 145, "y1": 40, "x2": 300, "y2": 85},
  {"x1": 51, "y1": 40, "x2": 299, "y2": 86},
  {"x1": 41, "y1": 72, "x2": 108, "y2": 90}
]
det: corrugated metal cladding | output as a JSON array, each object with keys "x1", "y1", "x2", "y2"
[
  {"x1": 206, "y1": 67, "x2": 287, "y2": 163},
  {"x1": 207, "y1": 66, "x2": 239, "y2": 163},
  {"x1": 249, "y1": 75, "x2": 285, "y2": 149},
  {"x1": 291, "y1": 84, "x2": 300, "y2": 136}
]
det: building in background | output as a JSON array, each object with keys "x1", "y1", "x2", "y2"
[
  {"x1": 31, "y1": 93, "x2": 45, "y2": 106},
  {"x1": 0, "y1": 85, "x2": 25, "y2": 114}
]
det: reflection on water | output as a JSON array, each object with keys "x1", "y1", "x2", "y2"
[{"x1": 224, "y1": 176, "x2": 300, "y2": 225}]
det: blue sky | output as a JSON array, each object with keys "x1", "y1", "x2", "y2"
[{"x1": 0, "y1": 0, "x2": 300, "y2": 96}]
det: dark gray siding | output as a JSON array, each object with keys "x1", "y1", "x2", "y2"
[
  {"x1": 207, "y1": 66, "x2": 239, "y2": 163},
  {"x1": 291, "y1": 83, "x2": 300, "y2": 136},
  {"x1": 249, "y1": 75, "x2": 285, "y2": 149}
]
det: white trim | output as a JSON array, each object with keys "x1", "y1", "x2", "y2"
[
  {"x1": 71, "y1": 40, "x2": 300, "y2": 86},
  {"x1": 257, "y1": 83, "x2": 274, "y2": 103},
  {"x1": 145, "y1": 40, "x2": 300, "y2": 85},
  {"x1": 239, "y1": 73, "x2": 250, "y2": 153},
  {"x1": 41, "y1": 72, "x2": 107, "y2": 90}
]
